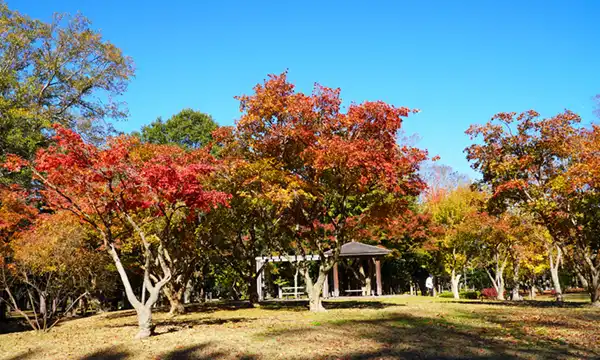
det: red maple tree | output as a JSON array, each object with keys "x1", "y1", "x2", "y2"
[
  {"x1": 234, "y1": 73, "x2": 428, "y2": 311},
  {"x1": 4, "y1": 125, "x2": 229, "y2": 337}
]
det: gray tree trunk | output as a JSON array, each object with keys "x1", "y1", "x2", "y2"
[
  {"x1": 359, "y1": 263, "x2": 372, "y2": 296},
  {"x1": 511, "y1": 262, "x2": 521, "y2": 301},
  {"x1": 39, "y1": 293, "x2": 47, "y2": 317},
  {"x1": 107, "y1": 244, "x2": 169, "y2": 339},
  {"x1": 450, "y1": 269, "x2": 461, "y2": 299},
  {"x1": 303, "y1": 265, "x2": 327, "y2": 312},
  {"x1": 164, "y1": 286, "x2": 185, "y2": 316},
  {"x1": 590, "y1": 272, "x2": 600, "y2": 307},
  {"x1": 548, "y1": 244, "x2": 563, "y2": 302},
  {"x1": 529, "y1": 284, "x2": 537, "y2": 300},
  {"x1": 135, "y1": 307, "x2": 153, "y2": 339}
]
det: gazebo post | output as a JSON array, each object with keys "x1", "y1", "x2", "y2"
[
  {"x1": 323, "y1": 271, "x2": 329, "y2": 298},
  {"x1": 333, "y1": 263, "x2": 340, "y2": 297},
  {"x1": 375, "y1": 259, "x2": 382, "y2": 296},
  {"x1": 294, "y1": 267, "x2": 299, "y2": 299},
  {"x1": 256, "y1": 259, "x2": 263, "y2": 301}
]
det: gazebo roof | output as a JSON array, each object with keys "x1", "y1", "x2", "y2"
[{"x1": 324, "y1": 241, "x2": 391, "y2": 257}]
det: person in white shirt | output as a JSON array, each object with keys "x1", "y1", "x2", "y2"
[{"x1": 425, "y1": 275, "x2": 434, "y2": 296}]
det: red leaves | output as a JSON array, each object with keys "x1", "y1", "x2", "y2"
[
  {"x1": 236, "y1": 72, "x2": 427, "y2": 195},
  {"x1": 4, "y1": 125, "x2": 229, "y2": 246},
  {"x1": 232, "y1": 72, "x2": 429, "y2": 252},
  {"x1": 0, "y1": 185, "x2": 36, "y2": 236},
  {"x1": 2, "y1": 154, "x2": 28, "y2": 172}
]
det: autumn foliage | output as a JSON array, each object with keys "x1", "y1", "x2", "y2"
[{"x1": 233, "y1": 72, "x2": 428, "y2": 310}]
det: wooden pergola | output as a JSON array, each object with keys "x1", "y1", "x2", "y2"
[{"x1": 255, "y1": 242, "x2": 391, "y2": 300}]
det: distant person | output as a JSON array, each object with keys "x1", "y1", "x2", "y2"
[{"x1": 425, "y1": 275, "x2": 434, "y2": 296}]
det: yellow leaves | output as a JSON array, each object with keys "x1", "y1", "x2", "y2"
[{"x1": 11, "y1": 211, "x2": 95, "y2": 275}]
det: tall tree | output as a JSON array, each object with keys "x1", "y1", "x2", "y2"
[
  {"x1": 3, "y1": 125, "x2": 228, "y2": 337},
  {"x1": 425, "y1": 186, "x2": 483, "y2": 299},
  {"x1": 234, "y1": 73, "x2": 427, "y2": 311},
  {"x1": 564, "y1": 124, "x2": 600, "y2": 304},
  {"x1": 0, "y1": 3, "x2": 133, "y2": 185},
  {"x1": 201, "y1": 156, "x2": 304, "y2": 304},
  {"x1": 132, "y1": 109, "x2": 219, "y2": 314},
  {"x1": 465, "y1": 110, "x2": 599, "y2": 304},
  {"x1": 137, "y1": 109, "x2": 218, "y2": 150}
]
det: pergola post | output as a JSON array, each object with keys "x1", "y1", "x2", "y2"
[
  {"x1": 323, "y1": 271, "x2": 329, "y2": 298},
  {"x1": 375, "y1": 259, "x2": 382, "y2": 296},
  {"x1": 256, "y1": 260, "x2": 264, "y2": 301},
  {"x1": 294, "y1": 267, "x2": 299, "y2": 299},
  {"x1": 333, "y1": 262, "x2": 340, "y2": 297}
]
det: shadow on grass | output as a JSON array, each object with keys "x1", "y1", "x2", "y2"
[
  {"x1": 77, "y1": 342, "x2": 259, "y2": 360},
  {"x1": 257, "y1": 312, "x2": 599, "y2": 359},
  {"x1": 102, "y1": 310, "x2": 137, "y2": 320},
  {"x1": 258, "y1": 299, "x2": 402, "y2": 311},
  {"x1": 79, "y1": 346, "x2": 130, "y2": 360},
  {"x1": 102, "y1": 317, "x2": 256, "y2": 334},
  {"x1": 3, "y1": 348, "x2": 39, "y2": 360},
  {"x1": 450, "y1": 299, "x2": 589, "y2": 308},
  {"x1": 0, "y1": 319, "x2": 31, "y2": 335}
]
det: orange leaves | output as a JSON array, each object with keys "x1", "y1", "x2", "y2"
[
  {"x1": 232, "y1": 72, "x2": 429, "y2": 252},
  {"x1": 0, "y1": 185, "x2": 36, "y2": 239},
  {"x1": 2, "y1": 154, "x2": 28, "y2": 172},
  {"x1": 235, "y1": 71, "x2": 427, "y2": 195}
]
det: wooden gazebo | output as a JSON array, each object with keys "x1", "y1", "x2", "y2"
[{"x1": 255, "y1": 241, "x2": 391, "y2": 300}]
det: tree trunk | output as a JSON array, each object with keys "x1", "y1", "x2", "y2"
[
  {"x1": 106, "y1": 244, "x2": 169, "y2": 339},
  {"x1": 163, "y1": 284, "x2": 185, "y2": 316},
  {"x1": 576, "y1": 271, "x2": 589, "y2": 290},
  {"x1": 39, "y1": 293, "x2": 47, "y2": 317},
  {"x1": 52, "y1": 298, "x2": 58, "y2": 315},
  {"x1": 359, "y1": 262, "x2": 372, "y2": 296},
  {"x1": 511, "y1": 262, "x2": 521, "y2": 301},
  {"x1": 303, "y1": 265, "x2": 327, "y2": 312},
  {"x1": 548, "y1": 244, "x2": 563, "y2": 302},
  {"x1": 135, "y1": 306, "x2": 154, "y2": 339},
  {"x1": 0, "y1": 291, "x2": 7, "y2": 321},
  {"x1": 249, "y1": 273, "x2": 260, "y2": 305},
  {"x1": 590, "y1": 272, "x2": 600, "y2": 307},
  {"x1": 496, "y1": 277, "x2": 505, "y2": 300},
  {"x1": 486, "y1": 268, "x2": 505, "y2": 300},
  {"x1": 451, "y1": 269, "x2": 461, "y2": 299}
]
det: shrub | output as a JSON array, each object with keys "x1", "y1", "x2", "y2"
[
  {"x1": 481, "y1": 288, "x2": 498, "y2": 299},
  {"x1": 439, "y1": 291, "x2": 454, "y2": 298},
  {"x1": 460, "y1": 290, "x2": 480, "y2": 299}
]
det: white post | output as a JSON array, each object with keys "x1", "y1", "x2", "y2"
[
  {"x1": 294, "y1": 267, "x2": 299, "y2": 299},
  {"x1": 323, "y1": 271, "x2": 329, "y2": 298},
  {"x1": 256, "y1": 260, "x2": 264, "y2": 301}
]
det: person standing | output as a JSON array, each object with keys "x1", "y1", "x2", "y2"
[{"x1": 425, "y1": 275, "x2": 434, "y2": 296}]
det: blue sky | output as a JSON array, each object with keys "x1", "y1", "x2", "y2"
[{"x1": 10, "y1": 0, "x2": 599, "y2": 178}]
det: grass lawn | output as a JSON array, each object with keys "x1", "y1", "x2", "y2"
[{"x1": 1, "y1": 295, "x2": 599, "y2": 360}]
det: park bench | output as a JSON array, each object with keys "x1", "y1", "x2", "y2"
[{"x1": 278, "y1": 286, "x2": 305, "y2": 299}]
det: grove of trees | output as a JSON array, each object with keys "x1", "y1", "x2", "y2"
[{"x1": 1, "y1": 3, "x2": 598, "y2": 340}]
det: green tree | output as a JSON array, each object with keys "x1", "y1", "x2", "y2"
[
  {"x1": 137, "y1": 109, "x2": 218, "y2": 150},
  {"x1": 425, "y1": 186, "x2": 483, "y2": 299},
  {"x1": 0, "y1": 3, "x2": 133, "y2": 182}
]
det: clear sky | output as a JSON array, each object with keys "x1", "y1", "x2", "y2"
[{"x1": 9, "y1": 0, "x2": 599, "y2": 178}]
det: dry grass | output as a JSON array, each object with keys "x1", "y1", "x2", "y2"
[{"x1": 1, "y1": 295, "x2": 599, "y2": 360}]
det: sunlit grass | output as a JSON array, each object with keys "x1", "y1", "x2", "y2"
[{"x1": 1, "y1": 295, "x2": 599, "y2": 359}]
